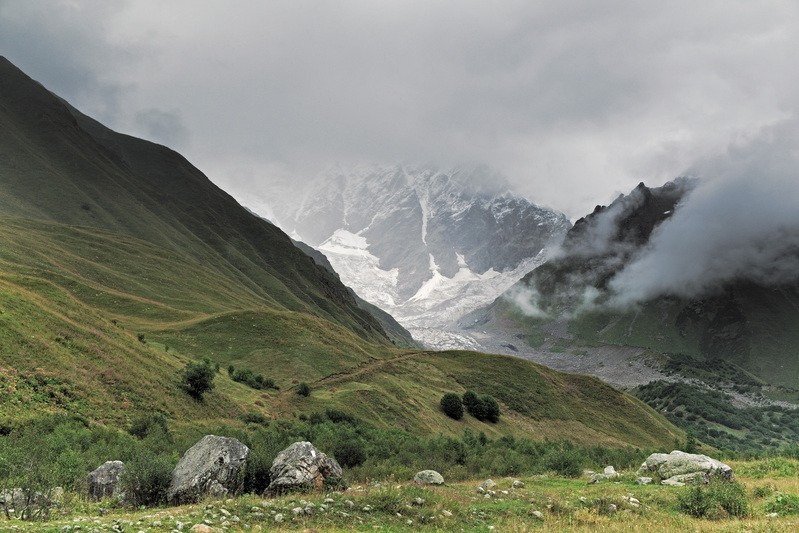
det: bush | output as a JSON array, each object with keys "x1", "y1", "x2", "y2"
[
  {"x1": 440, "y1": 393, "x2": 464, "y2": 420},
  {"x1": 180, "y1": 358, "x2": 216, "y2": 399},
  {"x1": 543, "y1": 446, "x2": 584, "y2": 478},
  {"x1": 677, "y1": 478, "x2": 749, "y2": 519},
  {"x1": 120, "y1": 450, "x2": 175, "y2": 507},
  {"x1": 128, "y1": 413, "x2": 170, "y2": 441},
  {"x1": 296, "y1": 382, "x2": 311, "y2": 397},
  {"x1": 333, "y1": 439, "x2": 366, "y2": 468},
  {"x1": 462, "y1": 391, "x2": 500, "y2": 422},
  {"x1": 765, "y1": 492, "x2": 799, "y2": 515}
]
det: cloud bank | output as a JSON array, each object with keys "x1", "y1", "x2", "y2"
[
  {"x1": 608, "y1": 119, "x2": 799, "y2": 306},
  {"x1": 2, "y1": 1, "x2": 798, "y2": 216}
]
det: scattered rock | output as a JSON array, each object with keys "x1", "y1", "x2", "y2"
[
  {"x1": 478, "y1": 479, "x2": 497, "y2": 491},
  {"x1": 512, "y1": 480, "x2": 525, "y2": 489},
  {"x1": 167, "y1": 435, "x2": 249, "y2": 504},
  {"x1": 291, "y1": 507, "x2": 304, "y2": 515},
  {"x1": 660, "y1": 478, "x2": 685, "y2": 487},
  {"x1": 189, "y1": 525, "x2": 213, "y2": 533},
  {"x1": 412, "y1": 497, "x2": 425, "y2": 506},
  {"x1": 606, "y1": 503, "x2": 617, "y2": 514},
  {"x1": 273, "y1": 513, "x2": 284, "y2": 523},
  {"x1": 635, "y1": 477, "x2": 653, "y2": 485},
  {"x1": 266, "y1": 442, "x2": 343, "y2": 494},
  {"x1": 766, "y1": 512, "x2": 779, "y2": 518},
  {"x1": 532, "y1": 510, "x2": 544, "y2": 520},
  {"x1": 638, "y1": 450, "x2": 733, "y2": 486},
  {"x1": 603, "y1": 466, "x2": 616, "y2": 476},
  {"x1": 441, "y1": 510, "x2": 453, "y2": 517},
  {"x1": 87, "y1": 461, "x2": 125, "y2": 501},
  {"x1": 413, "y1": 470, "x2": 444, "y2": 485}
]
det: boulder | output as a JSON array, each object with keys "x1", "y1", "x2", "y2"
[
  {"x1": 477, "y1": 479, "x2": 496, "y2": 491},
  {"x1": 167, "y1": 435, "x2": 249, "y2": 504},
  {"x1": 638, "y1": 450, "x2": 733, "y2": 485},
  {"x1": 413, "y1": 470, "x2": 444, "y2": 485},
  {"x1": 588, "y1": 466, "x2": 619, "y2": 484},
  {"x1": 87, "y1": 461, "x2": 125, "y2": 501},
  {"x1": 266, "y1": 442, "x2": 342, "y2": 494}
]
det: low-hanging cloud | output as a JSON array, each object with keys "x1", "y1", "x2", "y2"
[
  {"x1": 2, "y1": 1, "x2": 798, "y2": 217},
  {"x1": 608, "y1": 118, "x2": 799, "y2": 306}
]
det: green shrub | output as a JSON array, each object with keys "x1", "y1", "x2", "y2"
[
  {"x1": 119, "y1": 450, "x2": 175, "y2": 507},
  {"x1": 180, "y1": 358, "x2": 216, "y2": 399},
  {"x1": 128, "y1": 413, "x2": 170, "y2": 440},
  {"x1": 677, "y1": 478, "x2": 749, "y2": 519},
  {"x1": 765, "y1": 492, "x2": 799, "y2": 515},
  {"x1": 480, "y1": 395, "x2": 501, "y2": 423},
  {"x1": 333, "y1": 439, "x2": 366, "y2": 468},
  {"x1": 543, "y1": 446, "x2": 584, "y2": 478},
  {"x1": 440, "y1": 393, "x2": 464, "y2": 420},
  {"x1": 462, "y1": 391, "x2": 500, "y2": 422},
  {"x1": 296, "y1": 382, "x2": 311, "y2": 397}
]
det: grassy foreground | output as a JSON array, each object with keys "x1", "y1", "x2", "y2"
[{"x1": 6, "y1": 458, "x2": 799, "y2": 532}]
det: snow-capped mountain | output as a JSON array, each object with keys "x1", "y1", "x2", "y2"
[{"x1": 265, "y1": 164, "x2": 571, "y2": 348}]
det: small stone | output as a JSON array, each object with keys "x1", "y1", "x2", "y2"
[
  {"x1": 324, "y1": 498, "x2": 335, "y2": 504},
  {"x1": 532, "y1": 510, "x2": 544, "y2": 520},
  {"x1": 413, "y1": 497, "x2": 425, "y2": 506},
  {"x1": 362, "y1": 505, "x2": 372, "y2": 512},
  {"x1": 406, "y1": 519, "x2": 413, "y2": 525},
  {"x1": 345, "y1": 500, "x2": 355, "y2": 508},
  {"x1": 189, "y1": 525, "x2": 213, "y2": 533},
  {"x1": 635, "y1": 477, "x2": 653, "y2": 485},
  {"x1": 291, "y1": 507, "x2": 304, "y2": 515},
  {"x1": 442, "y1": 510, "x2": 452, "y2": 517},
  {"x1": 606, "y1": 504, "x2": 617, "y2": 514},
  {"x1": 501, "y1": 490, "x2": 509, "y2": 495},
  {"x1": 274, "y1": 514, "x2": 284, "y2": 523},
  {"x1": 603, "y1": 466, "x2": 616, "y2": 475},
  {"x1": 766, "y1": 512, "x2": 779, "y2": 518},
  {"x1": 512, "y1": 480, "x2": 525, "y2": 489}
]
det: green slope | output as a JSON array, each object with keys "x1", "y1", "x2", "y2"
[
  {"x1": 0, "y1": 58, "x2": 683, "y2": 449},
  {"x1": 0, "y1": 55, "x2": 388, "y2": 345}
]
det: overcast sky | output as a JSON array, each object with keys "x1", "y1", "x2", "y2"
[{"x1": 1, "y1": 0, "x2": 797, "y2": 217}]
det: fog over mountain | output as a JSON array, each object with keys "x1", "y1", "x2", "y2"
[
  {"x1": 608, "y1": 119, "x2": 799, "y2": 307},
  {"x1": 2, "y1": 1, "x2": 798, "y2": 218}
]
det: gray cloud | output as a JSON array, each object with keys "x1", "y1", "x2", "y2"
[
  {"x1": 134, "y1": 108, "x2": 188, "y2": 148},
  {"x1": 1, "y1": 1, "x2": 798, "y2": 217},
  {"x1": 608, "y1": 119, "x2": 799, "y2": 305}
]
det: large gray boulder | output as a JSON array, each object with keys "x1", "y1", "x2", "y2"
[
  {"x1": 638, "y1": 450, "x2": 733, "y2": 485},
  {"x1": 87, "y1": 460, "x2": 125, "y2": 501},
  {"x1": 266, "y1": 442, "x2": 342, "y2": 494},
  {"x1": 167, "y1": 435, "x2": 249, "y2": 504},
  {"x1": 414, "y1": 470, "x2": 444, "y2": 485}
]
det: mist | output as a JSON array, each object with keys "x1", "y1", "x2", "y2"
[{"x1": 608, "y1": 119, "x2": 799, "y2": 306}]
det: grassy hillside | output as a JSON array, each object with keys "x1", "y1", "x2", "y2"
[
  {"x1": 0, "y1": 56, "x2": 683, "y2": 449},
  {"x1": 0, "y1": 55, "x2": 390, "y2": 346},
  {"x1": 0, "y1": 215, "x2": 681, "y2": 447}
]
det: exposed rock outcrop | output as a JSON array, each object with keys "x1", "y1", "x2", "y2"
[
  {"x1": 167, "y1": 435, "x2": 249, "y2": 504},
  {"x1": 638, "y1": 450, "x2": 733, "y2": 486},
  {"x1": 266, "y1": 442, "x2": 342, "y2": 494},
  {"x1": 87, "y1": 460, "x2": 125, "y2": 501}
]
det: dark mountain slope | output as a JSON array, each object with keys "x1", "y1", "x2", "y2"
[
  {"x1": 0, "y1": 55, "x2": 387, "y2": 343},
  {"x1": 470, "y1": 179, "x2": 799, "y2": 390}
]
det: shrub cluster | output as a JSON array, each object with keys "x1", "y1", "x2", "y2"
[
  {"x1": 677, "y1": 477, "x2": 749, "y2": 519},
  {"x1": 440, "y1": 393, "x2": 464, "y2": 420},
  {"x1": 227, "y1": 366, "x2": 279, "y2": 391},
  {"x1": 463, "y1": 391, "x2": 500, "y2": 423}
]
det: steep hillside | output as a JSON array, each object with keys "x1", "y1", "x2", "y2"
[{"x1": 0, "y1": 56, "x2": 388, "y2": 345}]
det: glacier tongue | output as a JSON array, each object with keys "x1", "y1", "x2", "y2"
[{"x1": 261, "y1": 163, "x2": 571, "y2": 349}]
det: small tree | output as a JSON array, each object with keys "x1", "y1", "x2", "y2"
[
  {"x1": 296, "y1": 382, "x2": 311, "y2": 397},
  {"x1": 180, "y1": 358, "x2": 216, "y2": 400},
  {"x1": 440, "y1": 393, "x2": 464, "y2": 420},
  {"x1": 481, "y1": 395, "x2": 501, "y2": 423}
]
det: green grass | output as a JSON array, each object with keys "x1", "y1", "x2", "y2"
[{"x1": 8, "y1": 459, "x2": 799, "y2": 531}]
